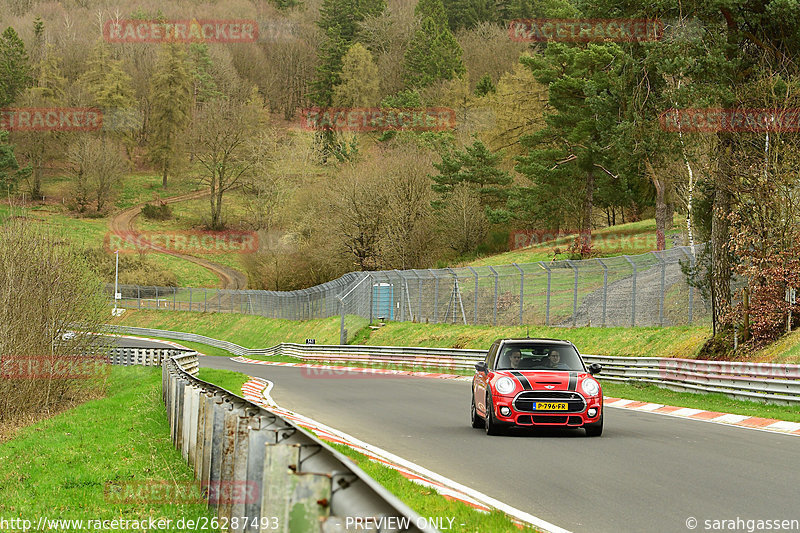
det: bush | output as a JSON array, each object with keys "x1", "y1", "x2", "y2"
[
  {"x1": 82, "y1": 247, "x2": 178, "y2": 288},
  {"x1": 141, "y1": 203, "x2": 172, "y2": 220},
  {"x1": 0, "y1": 221, "x2": 109, "y2": 425}
]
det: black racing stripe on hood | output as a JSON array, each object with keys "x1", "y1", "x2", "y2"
[
  {"x1": 568, "y1": 372, "x2": 577, "y2": 391},
  {"x1": 510, "y1": 371, "x2": 532, "y2": 390}
]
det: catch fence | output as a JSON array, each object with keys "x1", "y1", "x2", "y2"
[{"x1": 107, "y1": 245, "x2": 709, "y2": 342}]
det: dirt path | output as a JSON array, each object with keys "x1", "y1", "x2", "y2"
[{"x1": 109, "y1": 190, "x2": 249, "y2": 290}]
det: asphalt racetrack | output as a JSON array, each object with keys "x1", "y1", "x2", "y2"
[{"x1": 195, "y1": 355, "x2": 800, "y2": 533}]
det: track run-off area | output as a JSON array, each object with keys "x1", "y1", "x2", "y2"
[{"x1": 117, "y1": 336, "x2": 800, "y2": 533}]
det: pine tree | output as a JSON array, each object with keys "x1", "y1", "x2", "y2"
[
  {"x1": 332, "y1": 43, "x2": 380, "y2": 107},
  {"x1": 31, "y1": 44, "x2": 65, "y2": 101},
  {"x1": 149, "y1": 42, "x2": 192, "y2": 188},
  {"x1": 310, "y1": 0, "x2": 385, "y2": 163},
  {"x1": 515, "y1": 43, "x2": 623, "y2": 255},
  {"x1": 403, "y1": 0, "x2": 465, "y2": 89},
  {"x1": 0, "y1": 26, "x2": 31, "y2": 107},
  {"x1": 10, "y1": 18, "x2": 66, "y2": 200},
  {"x1": 17, "y1": 41, "x2": 66, "y2": 200},
  {"x1": 80, "y1": 41, "x2": 135, "y2": 112},
  {"x1": 0, "y1": 130, "x2": 30, "y2": 193},
  {"x1": 443, "y1": 0, "x2": 497, "y2": 31},
  {"x1": 430, "y1": 139, "x2": 511, "y2": 208},
  {"x1": 474, "y1": 73, "x2": 495, "y2": 96},
  {"x1": 311, "y1": 0, "x2": 386, "y2": 106},
  {"x1": 188, "y1": 43, "x2": 220, "y2": 108}
]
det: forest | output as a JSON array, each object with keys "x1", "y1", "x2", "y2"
[{"x1": 1, "y1": 0, "x2": 800, "y2": 350}]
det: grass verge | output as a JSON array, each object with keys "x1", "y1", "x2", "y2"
[
  {"x1": 0, "y1": 366, "x2": 218, "y2": 531},
  {"x1": 328, "y1": 442, "x2": 539, "y2": 533},
  {"x1": 196, "y1": 368, "x2": 249, "y2": 395},
  {"x1": 111, "y1": 309, "x2": 710, "y2": 359},
  {"x1": 111, "y1": 310, "x2": 343, "y2": 347}
]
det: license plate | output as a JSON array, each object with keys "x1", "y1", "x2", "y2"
[{"x1": 534, "y1": 402, "x2": 568, "y2": 410}]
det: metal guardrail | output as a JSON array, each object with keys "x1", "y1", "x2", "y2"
[
  {"x1": 107, "y1": 347, "x2": 191, "y2": 368},
  {"x1": 106, "y1": 325, "x2": 800, "y2": 405},
  {"x1": 162, "y1": 351, "x2": 435, "y2": 533},
  {"x1": 585, "y1": 356, "x2": 800, "y2": 405}
]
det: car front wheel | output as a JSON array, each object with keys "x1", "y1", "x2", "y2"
[
  {"x1": 471, "y1": 395, "x2": 485, "y2": 429},
  {"x1": 584, "y1": 411, "x2": 603, "y2": 437},
  {"x1": 484, "y1": 393, "x2": 502, "y2": 436}
]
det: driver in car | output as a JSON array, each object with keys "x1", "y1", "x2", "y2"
[{"x1": 546, "y1": 349, "x2": 566, "y2": 369}]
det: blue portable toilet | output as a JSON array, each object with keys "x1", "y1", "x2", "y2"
[{"x1": 372, "y1": 282, "x2": 394, "y2": 320}]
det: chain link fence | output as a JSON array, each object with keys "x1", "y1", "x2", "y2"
[{"x1": 107, "y1": 245, "x2": 709, "y2": 342}]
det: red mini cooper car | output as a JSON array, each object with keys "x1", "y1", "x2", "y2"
[{"x1": 471, "y1": 338, "x2": 604, "y2": 436}]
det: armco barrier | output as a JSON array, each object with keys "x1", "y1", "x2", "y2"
[
  {"x1": 160, "y1": 351, "x2": 435, "y2": 533},
  {"x1": 105, "y1": 325, "x2": 800, "y2": 405},
  {"x1": 107, "y1": 347, "x2": 190, "y2": 367}
]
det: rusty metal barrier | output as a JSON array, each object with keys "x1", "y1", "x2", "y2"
[{"x1": 162, "y1": 351, "x2": 436, "y2": 533}]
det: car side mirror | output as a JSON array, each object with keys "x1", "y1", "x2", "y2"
[
  {"x1": 588, "y1": 363, "x2": 602, "y2": 375},
  {"x1": 475, "y1": 361, "x2": 488, "y2": 373}
]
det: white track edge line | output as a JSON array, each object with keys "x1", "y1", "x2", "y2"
[{"x1": 251, "y1": 377, "x2": 573, "y2": 533}]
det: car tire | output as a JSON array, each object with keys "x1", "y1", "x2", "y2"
[
  {"x1": 584, "y1": 412, "x2": 603, "y2": 437},
  {"x1": 471, "y1": 395, "x2": 485, "y2": 429},
  {"x1": 484, "y1": 393, "x2": 502, "y2": 436}
]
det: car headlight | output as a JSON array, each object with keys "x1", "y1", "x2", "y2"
[
  {"x1": 582, "y1": 377, "x2": 600, "y2": 396},
  {"x1": 495, "y1": 377, "x2": 515, "y2": 395}
]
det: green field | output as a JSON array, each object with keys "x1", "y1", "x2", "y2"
[
  {"x1": 111, "y1": 309, "x2": 345, "y2": 347},
  {"x1": 38, "y1": 172, "x2": 201, "y2": 210},
  {"x1": 0, "y1": 367, "x2": 218, "y2": 532}
]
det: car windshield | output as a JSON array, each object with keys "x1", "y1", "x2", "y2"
[{"x1": 496, "y1": 344, "x2": 584, "y2": 371}]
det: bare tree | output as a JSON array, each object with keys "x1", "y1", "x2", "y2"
[
  {"x1": 379, "y1": 145, "x2": 437, "y2": 269},
  {"x1": 241, "y1": 128, "x2": 293, "y2": 231},
  {"x1": 191, "y1": 98, "x2": 261, "y2": 230},
  {"x1": 328, "y1": 161, "x2": 388, "y2": 270},
  {"x1": 358, "y1": 1, "x2": 418, "y2": 98},
  {"x1": 456, "y1": 22, "x2": 527, "y2": 93},
  {"x1": 68, "y1": 135, "x2": 128, "y2": 213},
  {"x1": 438, "y1": 182, "x2": 488, "y2": 256}
]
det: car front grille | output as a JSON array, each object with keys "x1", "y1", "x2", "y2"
[{"x1": 513, "y1": 391, "x2": 586, "y2": 413}]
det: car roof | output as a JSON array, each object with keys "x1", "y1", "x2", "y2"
[{"x1": 497, "y1": 338, "x2": 573, "y2": 345}]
